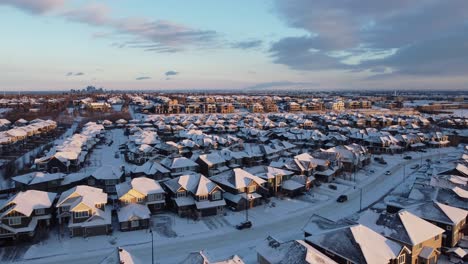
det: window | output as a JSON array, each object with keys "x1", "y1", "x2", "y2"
[
  {"x1": 61, "y1": 206, "x2": 70, "y2": 213},
  {"x1": 398, "y1": 254, "x2": 406, "y2": 264},
  {"x1": 131, "y1": 220, "x2": 139, "y2": 228},
  {"x1": 121, "y1": 221, "x2": 128, "y2": 229},
  {"x1": 199, "y1": 195, "x2": 208, "y2": 201},
  {"x1": 8, "y1": 217, "x2": 21, "y2": 226},
  {"x1": 177, "y1": 191, "x2": 186, "y2": 198},
  {"x1": 435, "y1": 235, "x2": 440, "y2": 240},
  {"x1": 35, "y1": 208, "x2": 45, "y2": 215},
  {"x1": 212, "y1": 191, "x2": 221, "y2": 200},
  {"x1": 137, "y1": 197, "x2": 144, "y2": 203},
  {"x1": 74, "y1": 211, "x2": 89, "y2": 219},
  {"x1": 106, "y1": 185, "x2": 116, "y2": 193},
  {"x1": 447, "y1": 226, "x2": 452, "y2": 231}
]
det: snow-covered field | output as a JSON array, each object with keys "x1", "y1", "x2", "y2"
[{"x1": 14, "y1": 146, "x2": 461, "y2": 264}]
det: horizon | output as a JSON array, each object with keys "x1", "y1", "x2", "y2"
[{"x1": 1, "y1": 1, "x2": 468, "y2": 91}]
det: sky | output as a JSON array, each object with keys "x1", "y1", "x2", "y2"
[{"x1": 0, "y1": 0, "x2": 467, "y2": 91}]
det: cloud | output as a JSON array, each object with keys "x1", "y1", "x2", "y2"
[
  {"x1": 0, "y1": 0, "x2": 65, "y2": 14},
  {"x1": 271, "y1": 0, "x2": 468, "y2": 77},
  {"x1": 231, "y1": 40, "x2": 263, "y2": 50},
  {"x1": 59, "y1": 4, "x2": 218, "y2": 53},
  {"x1": 165, "y1": 71, "x2": 178, "y2": 76},
  {"x1": 246, "y1": 81, "x2": 319, "y2": 90},
  {"x1": 136, "y1": 76, "x2": 151, "y2": 80},
  {"x1": 65, "y1": 72, "x2": 85, "y2": 76}
]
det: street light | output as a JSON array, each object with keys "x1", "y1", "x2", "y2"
[{"x1": 149, "y1": 228, "x2": 154, "y2": 264}]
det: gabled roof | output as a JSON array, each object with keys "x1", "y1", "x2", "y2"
[
  {"x1": 407, "y1": 201, "x2": 467, "y2": 225},
  {"x1": 164, "y1": 173, "x2": 221, "y2": 196},
  {"x1": 57, "y1": 185, "x2": 107, "y2": 210},
  {"x1": 358, "y1": 210, "x2": 444, "y2": 246},
  {"x1": 305, "y1": 224, "x2": 403, "y2": 264},
  {"x1": 0, "y1": 190, "x2": 56, "y2": 218},
  {"x1": 91, "y1": 165, "x2": 123, "y2": 180},
  {"x1": 116, "y1": 177, "x2": 165, "y2": 198},
  {"x1": 12, "y1": 171, "x2": 65, "y2": 185},
  {"x1": 211, "y1": 168, "x2": 266, "y2": 189}
]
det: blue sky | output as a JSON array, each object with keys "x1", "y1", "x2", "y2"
[{"x1": 1, "y1": 0, "x2": 467, "y2": 91}]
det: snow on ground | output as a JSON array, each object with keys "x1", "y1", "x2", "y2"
[{"x1": 17, "y1": 147, "x2": 462, "y2": 264}]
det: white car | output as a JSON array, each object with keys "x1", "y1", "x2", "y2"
[{"x1": 385, "y1": 171, "x2": 391, "y2": 175}]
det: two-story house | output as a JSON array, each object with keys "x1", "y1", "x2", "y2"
[
  {"x1": 116, "y1": 177, "x2": 166, "y2": 213},
  {"x1": 160, "y1": 156, "x2": 199, "y2": 177},
  {"x1": 196, "y1": 152, "x2": 229, "y2": 176},
  {"x1": 0, "y1": 190, "x2": 56, "y2": 240},
  {"x1": 211, "y1": 168, "x2": 267, "y2": 211},
  {"x1": 303, "y1": 215, "x2": 410, "y2": 264},
  {"x1": 87, "y1": 165, "x2": 125, "y2": 194},
  {"x1": 56, "y1": 185, "x2": 111, "y2": 237},
  {"x1": 358, "y1": 210, "x2": 445, "y2": 264},
  {"x1": 163, "y1": 173, "x2": 226, "y2": 218}
]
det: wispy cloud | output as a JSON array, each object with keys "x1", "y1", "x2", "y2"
[
  {"x1": 135, "y1": 76, "x2": 151, "y2": 80},
  {"x1": 231, "y1": 40, "x2": 263, "y2": 50},
  {"x1": 65, "y1": 72, "x2": 85, "y2": 76},
  {"x1": 0, "y1": 0, "x2": 65, "y2": 14},
  {"x1": 165, "y1": 70, "x2": 179, "y2": 76},
  {"x1": 246, "y1": 81, "x2": 319, "y2": 90}
]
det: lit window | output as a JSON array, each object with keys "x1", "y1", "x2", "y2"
[{"x1": 74, "y1": 211, "x2": 89, "y2": 219}]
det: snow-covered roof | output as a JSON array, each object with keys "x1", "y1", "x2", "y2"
[
  {"x1": 57, "y1": 185, "x2": 107, "y2": 210},
  {"x1": 305, "y1": 223, "x2": 403, "y2": 264},
  {"x1": 117, "y1": 203, "x2": 150, "y2": 222},
  {"x1": 211, "y1": 168, "x2": 266, "y2": 190},
  {"x1": 91, "y1": 165, "x2": 123, "y2": 180},
  {"x1": 12, "y1": 171, "x2": 65, "y2": 185},
  {"x1": 257, "y1": 238, "x2": 338, "y2": 264},
  {"x1": 358, "y1": 210, "x2": 445, "y2": 246},
  {"x1": 0, "y1": 190, "x2": 56, "y2": 218}
]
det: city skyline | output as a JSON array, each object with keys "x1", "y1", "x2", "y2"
[{"x1": 1, "y1": 0, "x2": 468, "y2": 91}]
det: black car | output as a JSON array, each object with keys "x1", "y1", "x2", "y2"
[
  {"x1": 337, "y1": 195, "x2": 348, "y2": 203},
  {"x1": 236, "y1": 221, "x2": 252, "y2": 230},
  {"x1": 403, "y1": 156, "x2": 412, "y2": 160},
  {"x1": 328, "y1": 184, "x2": 337, "y2": 190}
]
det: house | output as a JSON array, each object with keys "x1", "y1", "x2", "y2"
[
  {"x1": 245, "y1": 166, "x2": 302, "y2": 197},
  {"x1": 257, "y1": 237, "x2": 338, "y2": 264},
  {"x1": 56, "y1": 185, "x2": 111, "y2": 237},
  {"x1": 116, "y1": 203, "x2": 150, "y2": 232},
  {"x1": 160, "y1": 156, "x2": 199, "y2": 176},
  {"x1": 179, "y1": 250, "x2": 245, "y2": 264},
  {"x1": 304, "y1": 219, "x2": 410, "y2": 264},
  {"x1": 211, "y1": 168, "x2": 267, "y2": 211},
  {"x1": 404, "y1": 201, "x2": 467, "y2": 248},
  {"x1": 87, "y1": 165, "x2": 125, "y2": 194},
  {"x1": 12, "y1": 171, "x2": 65, "y2": 192},
  {"x1": 196, "y1": 152, "x2": 229, "y2": 176},
  {"x1": 130, "y1": 160, "x2": 171, "y2": 181},
  {"x1": 116, "y1": 177, "x2": 166, "y2": 213},
  {"x1": 164, "y1": 173, "x2": 226, "y2": 218},
  {"x1": 0, "y1": 190, "x2": 56, "y2": 240},
  {"x1": 358, "y1": 210, "x2": 445, "y2": 264}
]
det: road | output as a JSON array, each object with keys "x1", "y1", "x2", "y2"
[{"x1": 21, "y1": 149, "x2": 455, "y2": 264}]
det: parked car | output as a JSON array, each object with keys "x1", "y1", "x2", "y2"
[
  {"x1": 403, "y1": 156, "x2": 412, "y2": 160},
  {"x1": 418, "y1": 149, "x2": 427, "y2": 153},
  {"x1": 410, "y1": 164, "x2": 419, "y2": 169},
  {"x1": 379, "y1": 160, "x2": 388, "y2": 165},
  {"x1": 337, "y1": 195, "x2": 348, "y2": 203},
  {"x1": 236, "y1": 221, "x2": 252, "y2": 230},
  {"x1": 385, "y1": 171, "x2": 391, "y2": 175},
  {"x1": 369, "y1": 169, "x2": 375, "y2": 173},
  {"x1": 314, "y1": 182, "x2": 322, "y2": 187},
  {"x1": 328, "y1": 184, "x2": 337, "y2": 190}
]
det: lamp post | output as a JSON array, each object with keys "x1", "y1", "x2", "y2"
[
  {"x1": 359, "y1": 187, "x2": 363, "y2": 211},
  {"x1": 149, "y1": 228, "x2": 154, "y2": 264}
]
